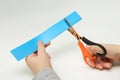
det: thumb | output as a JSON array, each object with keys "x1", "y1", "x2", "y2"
[
  {"x1": 86, "y1": 45, "x2": 103, "y2": 55},
  {"x1": 37, "y1": 41, "x2": 46, "y2": 56}
]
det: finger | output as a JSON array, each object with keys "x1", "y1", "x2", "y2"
[
  {"x1": 86, "y1": 57, "x2": 95, "y2": 68},
  {"x1": 96, "y1": 56, "x2": 102, "y2": 63},
  {"x1": 25, "y1": 53, "x2": 35, "y2": 61},
  {"x1": 96, "y1": 57, "x2": 112, "y2": 69},
  {"x1": 86, "y1": 46, "x2": 94, "y2": 55},
  {"x1": 38, "y1": 41, "x2": 46, "y2": 56},
  {"x1": 95, "y1": 63, "x2": 103, "y2": 70},
  {"x1": 94, "y1": 56, "x2": 104, "y2": 70},
  {"x1": 101, "y1": 57, "x2": 112, "y2": 62},
  {"x1": 86, "y1": 57, "x2": 104, "y2": 70},
  {"x1": 86, "y1": 45, "x2": 103, "y2": 55},
  {"x1": 87, "y1": 56, "x2": 104, "y2": 70},
  {"x1": 102, "y1": 62, "x2": 112, "y2": 69},
  {"x1": 46, "y1": 53, "x2": 51, "y2": 59},
  {"x1": 100, "y1": 58, "x2": 112, "y2": 69},
  {"x1": 94, "y1": 57, "x2": 111, "y2": 70},
  {"x1": 45, "y1": 42, "x2": 51, "y2": 48}
]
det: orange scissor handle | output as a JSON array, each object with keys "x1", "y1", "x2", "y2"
[{"x1": 77, "y1": 41, "x2": 95, "y2": 65}]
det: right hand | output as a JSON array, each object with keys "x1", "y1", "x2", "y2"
[{"x1": 86, "y1": 44, "x2": 120, "y2": 70}]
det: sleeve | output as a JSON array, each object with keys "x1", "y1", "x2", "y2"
[{"x1": 32, "y1": 67, "x2": 60, "y2": 80}]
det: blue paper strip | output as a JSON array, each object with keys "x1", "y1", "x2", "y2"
[{"x1": 11, "y1": 11, "x2": 82, "y2": 61}]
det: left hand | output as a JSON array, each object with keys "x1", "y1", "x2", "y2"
[{"x1": 25, "y1": 41, "x2": 51, "y2": 74}]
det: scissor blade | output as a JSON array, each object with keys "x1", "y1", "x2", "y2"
[{"x1": 64, "y1": 18, "x2": 81, "y2": 40}]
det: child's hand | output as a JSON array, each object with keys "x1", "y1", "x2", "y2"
[
  {"x1": 86, "y1": 44, "x2": 120, "y2": 70},
  {"x1": 25, "y1": 41, "x2": 51, "y2": 74}
]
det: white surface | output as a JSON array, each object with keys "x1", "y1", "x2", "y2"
[{"x1": 0, "y1": 0, "x2": 120, "y2": 80}]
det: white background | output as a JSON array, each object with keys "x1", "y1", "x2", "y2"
[{"x1": 0, "y1": 0, "x2": 120, "y2": 80}]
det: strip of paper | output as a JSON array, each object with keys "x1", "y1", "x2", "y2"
[{"x1": 11, "y1": 11, "x2": 82, "y2": 61}]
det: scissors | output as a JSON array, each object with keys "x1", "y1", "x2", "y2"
[{"x1": 64, "y1": 18, "x2": 107, "y2": 65}]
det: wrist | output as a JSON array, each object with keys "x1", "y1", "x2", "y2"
[
  {"x1": 113, "y1": 45, "x2": 120, "y2": 62},
  {"x1": 105, "y1": 44, "x2": 120, "y2": 63},
  {"x1": 34, "y1": 67, "x2": 52, "y2": 75},
  {"x1": 114, "y1": 45, "x2": 120, "y2": 63}
]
